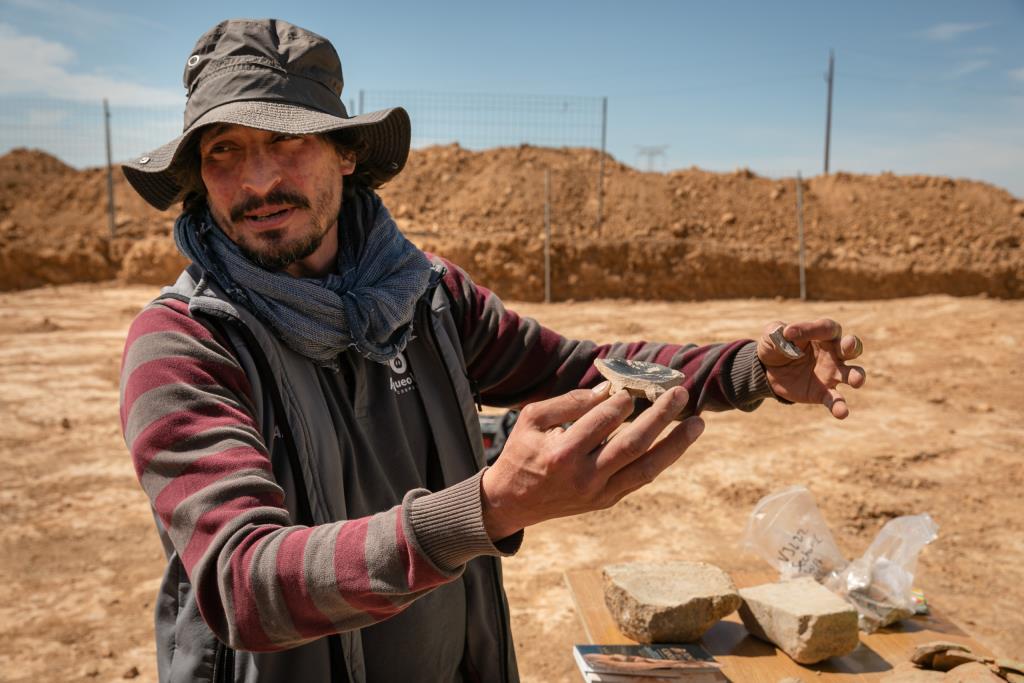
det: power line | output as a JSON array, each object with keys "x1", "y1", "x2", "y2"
[{"x1": 837, "y1": 70, "x2": 1024, "y2": 97}]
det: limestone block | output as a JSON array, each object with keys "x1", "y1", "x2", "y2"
[
  {"x1": 602, "y1": 562, "x2": 740, "y2": 643},
  {"x1": 738, "y1": 576, "x2": 859, "y2": 664}
]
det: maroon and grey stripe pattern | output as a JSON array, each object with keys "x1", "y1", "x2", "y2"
[
  {"x1": 120, "y1": 260, "x2": 768, "y2": 652},
  {"x1": 120, "y1": 299, "x2": 468, "y2": 652},
  {"x1": 433, "y1": 255, "x2": 769, "y2": 414}
]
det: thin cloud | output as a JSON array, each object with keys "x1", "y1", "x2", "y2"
[
  {"x1": 26, "y1": 109, "x2": 70, "y2": 126},
  {"x1": 1010, "y1": 67, "x2": 1024, "y2": 82},
  {"x1": 949, "y1": 59, "x2": 990, "y2": 78},
  {"x1": 3, "y1": 0, "x2": 163, "y2": 35},
  {"x1": 921, "y1": 22, "x2": 989, "y2": 41},
  {"x1": 0, "y1": 23, "x2": 182, "y2": 106}
]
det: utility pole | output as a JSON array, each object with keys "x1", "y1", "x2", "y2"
[
  {"x1": 635, "y1": 145, "x2": 668, "y2": 172},
  {"x1": 596, "y1": 96, "x2": 607, "y2": 233},
  {"x1": 103, "y1": 98, "x2": 116, "y2": 237},
  {"x1": 796, "y1": 171, "x2": 806, "y2": 300},
  {"x1": 544, "y1": 168, "x2": 552, "y2": 303},
  {"x1": 824, "y1": 49, "x2": 834, "y2": 175}
]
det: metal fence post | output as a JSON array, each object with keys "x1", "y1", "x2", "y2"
[
  {"x1": 596, "y1": 96, "x2": 607, "y2": 233},
  {"x1": 796, "y1": 171, "x2": 806, "y2": 300},
  {"x1": 103, "y1": 98, "x2": 116, "y2": 237},
  {"x1": 544, "y1": 168, "x2": 552, "y2": 303}
]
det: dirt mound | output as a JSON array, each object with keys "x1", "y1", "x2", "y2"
[
  {"x1": 0, "y1": 146, "x2": 1020, "y2": 298},
  {"x1": 118, "y1": 237, "x2": 188, "y2": 285}
]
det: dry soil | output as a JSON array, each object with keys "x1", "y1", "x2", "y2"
[
  {"x1": 0, "y1": 284, "x2": 1020, "y2": 682},
  {"x1": 2, "y1": 146, "x2": 1021, "y2": 299}
]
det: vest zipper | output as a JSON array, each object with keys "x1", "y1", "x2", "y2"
[
  {"x1": 422, "y1": 305, "x2": 511, "y2": 683},
  {"x1": 212, "y1": 640, "x2": 232, "y2": 683}
]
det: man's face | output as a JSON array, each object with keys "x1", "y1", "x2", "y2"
[{"x1": 197, "y1": 124, "x2": 356, "y2": 272}]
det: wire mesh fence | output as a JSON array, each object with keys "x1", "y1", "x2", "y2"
[
  {"x1": 358, "y1": 90, "x2": 605, "y2": 151},
  {"x1": 0, "y1": 97, "x2": 181, "y2": 169},
  {"x1": 0, "y1": 91, "x2": 824, "y2": 301},
  {"x1": 0, "y1": 90, "x2": 606, "y2": 168}
]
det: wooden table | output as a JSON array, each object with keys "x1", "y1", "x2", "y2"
[{"x1": 564, "y1": 570, "x2": 993, "y2": 682}]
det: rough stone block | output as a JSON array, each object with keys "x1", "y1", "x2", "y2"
[
  {"x1": 602, "y1": 561, "x2": 740, "y2": 643},
  {"x1": 738, "y1": 576, "x2": 859, "y2": 664}
]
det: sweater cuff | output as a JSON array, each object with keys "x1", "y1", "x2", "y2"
[
  {"x1": 725, "y1": 341, "x2": 778, "y2": 410},
  {"x1": 407, "y1": 469, "x2": 523, "y2": 572}
]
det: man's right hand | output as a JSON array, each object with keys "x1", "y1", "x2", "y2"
[{"x1": 480, "y1": 382, "x2": 706, "y2": 540}]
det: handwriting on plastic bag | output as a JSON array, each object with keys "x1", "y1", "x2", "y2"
[{"x1": 776, "y1": 527, "x2": 828, "y2": 577}]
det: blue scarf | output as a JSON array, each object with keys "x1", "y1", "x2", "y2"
[{"x1": 174, "y1": 188, "x2": 433, "y2": 367}]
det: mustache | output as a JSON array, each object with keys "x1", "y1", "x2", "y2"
[{"x1": 229, "y1": 190, "x2": 311, "y2": 223}]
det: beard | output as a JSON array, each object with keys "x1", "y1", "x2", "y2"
[
  {"x1": 212, "y1": 183, "x2": 342, "y2": 272},
  {"x1": 234, "y1": 222, "x2": 330, "y2": 271}
]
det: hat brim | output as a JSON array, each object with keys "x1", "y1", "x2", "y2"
[{"x1": 122, "y1": 101, "x2": 411, "y2": 211}]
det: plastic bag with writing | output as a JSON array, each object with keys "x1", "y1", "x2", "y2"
[
  {"x1": 741, "y1": 485, "x2": 848, "y2": 583},
  {"x1": 825, "y1": 513, "x2": 938, "y2": 632}
]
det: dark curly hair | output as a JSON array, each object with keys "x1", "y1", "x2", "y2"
[{"x1": 173, "y1": 127, "x2": 374, "y2": 216}]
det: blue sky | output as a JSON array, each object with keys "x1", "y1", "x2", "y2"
[{"x1": 1, "y1": 0, "x2": 1022, "y2": 196}]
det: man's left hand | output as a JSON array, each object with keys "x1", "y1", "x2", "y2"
[{"x1": 757, "y1": 318, "x2": 866, "y2": 420}]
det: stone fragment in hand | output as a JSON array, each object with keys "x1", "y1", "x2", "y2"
[{"x1": 594, "y1": 358, "x2": 685, "y2": 404}]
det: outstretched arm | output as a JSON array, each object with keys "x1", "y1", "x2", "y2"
[{"x1": 435, "y1": 256, "x2": 773, "y2": 416}]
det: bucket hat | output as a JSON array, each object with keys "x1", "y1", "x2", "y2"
[{"x1": 122, "y1": 18, "x2": 410, "y2": 211}]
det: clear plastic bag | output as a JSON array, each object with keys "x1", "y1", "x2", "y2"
[
  {"x1": 741, "y1": 486, "x2": 848, "y2": 582},
  {"x1": 824, "y1": 514, "x2": 938, "y2": 632},
  {"x1": 743, "y1": 486, "x2": 938, "y2": 632}
]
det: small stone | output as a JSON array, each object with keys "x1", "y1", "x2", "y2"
[
  {"x1": 945, "y1": 662, "x2": 1004, "y2": 682},
  {"x1": 602, "y1": 561, "x2": 741, "y2": 643},
  {"x1": 61, "y1": 417, "x2": 72, "y2": 429},
  {"x1": 720, "y1": 212, "x2": 737, "y2": 225},
  {"x1": 1013, "y1": 203, "x2": 1024, "y2": 218},
  {"x1": 910, "y1": 641, "x2": 972, "y2": 668},
  {"x1": 997, "y1": 659, "x2": 1024, "y2": 678},
  {"x1": 933, "y1": 651, "x2": 989, "y2": 671},
  {"x1": 738, "y1": 576, "x2": 859, "y2": 664},
  {"x1": 122, "y1": 666, "x2": 139, "y2": 679},
  {"x1": 81, "y1": 666, "x2": 99, "y2": 678},
  {"x1": 908, "y1": 235, "x2": 925, "y2": 250}
]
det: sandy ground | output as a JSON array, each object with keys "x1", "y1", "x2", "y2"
[{"x1": 0, "y1": 284, "x2": 1021, "y2": 682}]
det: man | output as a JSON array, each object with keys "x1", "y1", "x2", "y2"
[{"x1": 119, "y1": 18, "x2": 866, "y2": 683}]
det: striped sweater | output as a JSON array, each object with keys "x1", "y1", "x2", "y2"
[{"x1": 120, "y1": 255, "x2": 770, "y2": 653}]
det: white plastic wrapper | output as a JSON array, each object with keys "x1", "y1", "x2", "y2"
[
  {"x1": 824, "y1": 514, "x2": 938, "y2": 632},
  {"x1": 741, "y1": 485, "x2": 848, "y2": 582},
  {"x1": 743, "y1": 486, "x2": 938, "y2": 632}
]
